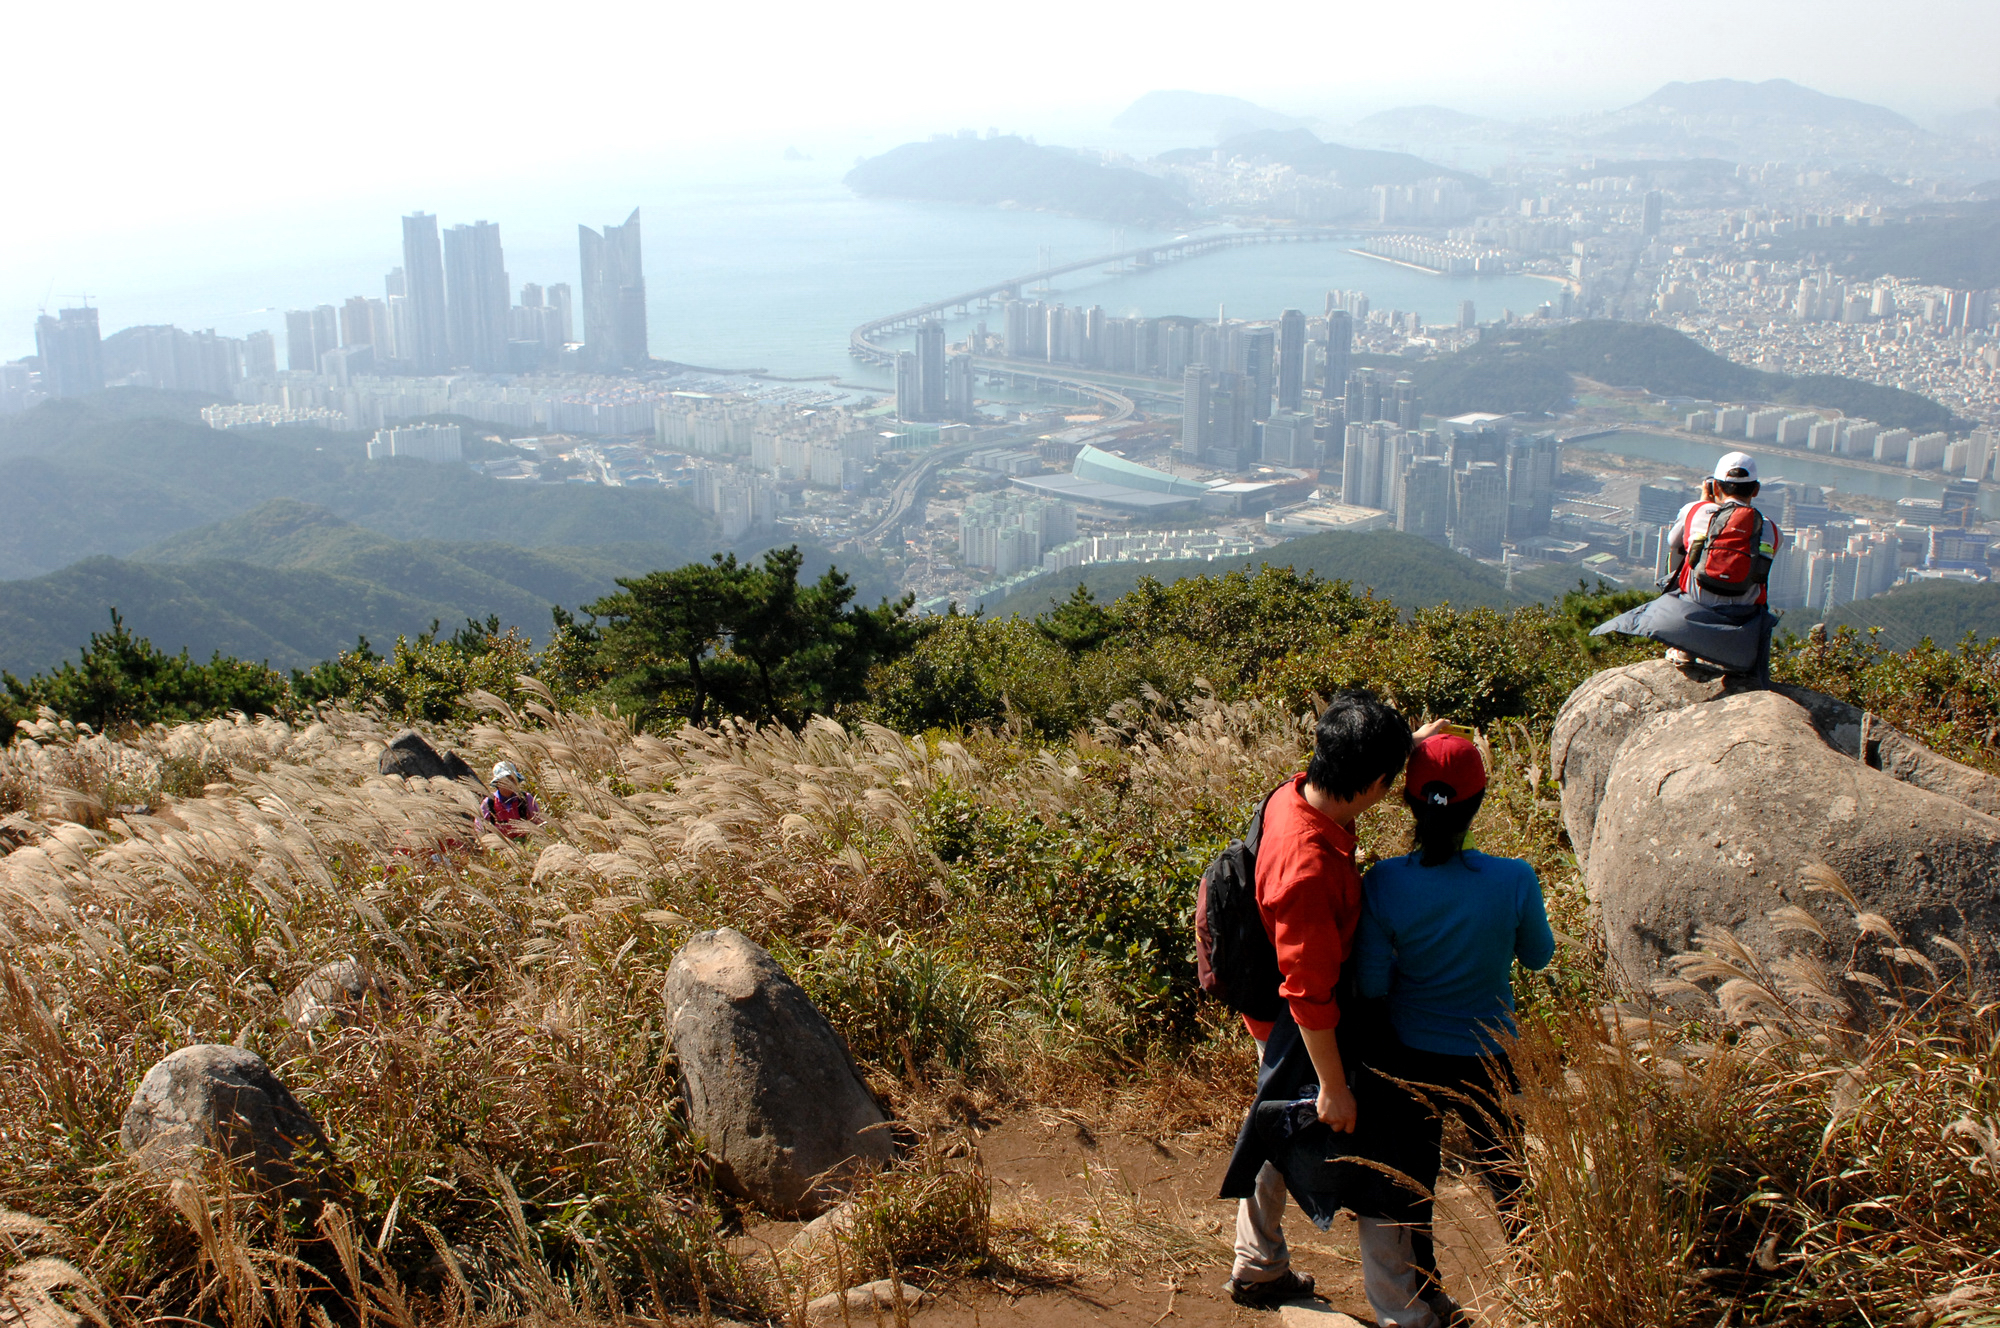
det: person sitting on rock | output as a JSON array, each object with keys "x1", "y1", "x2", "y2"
[
  {"x1": 1350, "y1": 731, "x2": 1556, "y2": 1324},
  {"x1": 1593, "y1": 451, "x2": 1784, "y2": 681},
  {"x1": 478, "y1": 762, "x2": 544, "y2": 837}
]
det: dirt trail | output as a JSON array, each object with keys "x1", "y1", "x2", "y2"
[{"x1": 742, "y1": 1111, "x2": 1514, "y2": 1328}]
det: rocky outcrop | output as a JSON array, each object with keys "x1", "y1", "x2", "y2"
[
  {"x1": 1553, "y1": 660, "x2": 2000, "y2": 871},
  {"x1": 378, "y1": 731, "x2": 479, "y2": 784},
  {"x1": 1577, "y1": 686, "x2": 2000, "y2": 994},
  {"x1": 805, "y1": 1279, "x2": 927, "y2": 1323},
  {"x1": 121, "y1": 1045, "x2": 335, "y2": 1191},
  {"x1": 665, "y1": 928, "x2": 894, "y2": 1217},
  {"x1": 282, "y1": 958, "x2": 389, "y2": 1030}
]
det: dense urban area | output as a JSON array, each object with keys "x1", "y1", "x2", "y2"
[{"x1": 10, "y1": 84, "x2": 2000, "y2": 628}]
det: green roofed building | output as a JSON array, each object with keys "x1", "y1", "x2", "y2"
[{"x1": 1011, "y1": 444, "x2": 1210, "y2": 514}]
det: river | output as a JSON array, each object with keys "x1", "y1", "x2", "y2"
[{"x1": 1579, "y1": 431, "x2": 1998, "y2": 517}]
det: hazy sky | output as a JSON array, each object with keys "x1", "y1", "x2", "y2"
[
  {"x1": 13, "y1": 0, "x2": 1994, "y2": 243},
  {"x1": 6, "y1": 0, "x2": 1995, "y2": 354}
]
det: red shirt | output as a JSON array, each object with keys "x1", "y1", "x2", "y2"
[{"x1": 1245, "y1": 773, "x2": 1362, "y2": 1039}]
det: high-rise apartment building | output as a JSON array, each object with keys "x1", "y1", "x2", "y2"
[
  {"x1": 946, "y1": 353, "x2": 975, "y2": 421},
  {"x1": 443, "y1": 220, "x2": 510, "y2": 372},
  {"x1": 311, "y1": 307, "x2": 339, "y2": 366},
  {"x1": 243, "y1": 330, "x2": 277, "y2": 380},
  {"x1": 1324, "y1": 310, "x2": 1352, "y2": 397},
  {"x1": 895, "y1": 351, "x2": 920, "y2": 420},
  {"x1": 1451, "y1": 462, "x2": 1507, "y2": 556},
  {"x1": 1180, "y1": 365, "x2": 1210, "y2": 457},
  {"x1": 1276, "y1": 309, "x2": 1305, "y2": 413},
  {"x1": 284, "y1": 310, "x2": 317, "y2": 372},
  {"x1": 1208, "y1": 371, "x2": 1259, "y2": 466},
  {"x1": 1503, "y1": 435, "x2": 1560, "y2": 539},
  {"x1": 915, "y1": 319, "x2": 947, "y2": 420},
  {"x1": 579, "y1": 208, "x2": 648, "y2": 370},
  {"x1": 1397, "y1": 456, "x2": 1451, "y2": 545},
  {"x1": 1259, "y1": 410, "x2": 1315, "y2": 468},
  {"x1": 1641, "y1": 190, "x2": 1663, "y2": 237},
  {"x1": 546, "y1": 284, "x2": 574, "y2": 344},
  {"x1": 32, "y1": 308, "x2": 102, "y2": 400},
  {"x1": 341, "y1": 297, "x2": 374, "y2": 347},
  {"x1": 401, "y1": 213, "x2": 450, "y2": 373}
]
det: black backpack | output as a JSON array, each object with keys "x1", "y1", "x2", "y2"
[{"x1": 1195, "y1": 786, "x2": 1286, "y2": 1023}]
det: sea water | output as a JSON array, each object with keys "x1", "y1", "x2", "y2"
[{"x1": 4, "y1": 152, "x2": 1558, "y2": 381}]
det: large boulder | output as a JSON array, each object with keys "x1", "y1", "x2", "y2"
[
  {"x1": 121, "y1": 1045, "x2": 335, "y2": 1191},
  {"x1": 1553, "y1": 660, "x2": 2000, "y2": 869},
  {"x1": 379, "y1": 731, "x2": 479, "y2": 783},
  {"x1": 1586, "y1": 688, "x2": 2000, "y2": 995},
  {"x1": 665, "y1": 928, "x2": 894, "y2": 1217}
]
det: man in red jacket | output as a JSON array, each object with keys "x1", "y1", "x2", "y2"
[{"x1": 1228, "y1": 691, "x2": 1444, "y2": 1317}]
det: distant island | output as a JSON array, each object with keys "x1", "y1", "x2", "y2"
[
  {"x1": 1111, "y1": 89, "x2": 1311, "y2": 137},
  {"x1": 844, "y1": 135, "x2": 1191, "y2": 227},
  {"x1": 1155, "y1": 128, "x2": 1482, "y2": 190}
]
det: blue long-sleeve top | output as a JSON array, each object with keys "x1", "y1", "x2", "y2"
[{"x1": 1354, "y1": 850, "x2": 1557, "y2": 1057}]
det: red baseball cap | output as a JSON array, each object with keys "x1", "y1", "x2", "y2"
[{"x1": 1405, "y1": 734, "x2": 1486, "y2": 806}]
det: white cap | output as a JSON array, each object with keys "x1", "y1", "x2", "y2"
[
  {"x1": 491, "y1": 761, "x2": 522, "y2": 783},
  {"x1": 1713, "y1": 451, "x2": 1758, "y2": 484}
]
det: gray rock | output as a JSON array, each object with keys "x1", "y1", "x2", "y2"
[
  {"x1": 121, "y1": 1045, "x2": 334, "y2": 1190},
  {"x1": 1552, "y1": 660, "x2": 2000, "y2": 869},
  {"x1": 282, "y1": 958, "x2": 388, "y2": 1030},
  {"x1": 1551, "y1": 660, "x2": 1740, "y2": 869},
  {"x1": 1587, "y1": 689, "x2": 2000, "y2": 996},
  {"x1": 806, "y1": 1279, "x2": 926, "y2": 1323},
  {"x1": 379, "y1": 731, "x2": 479, "y2": 784},
  {"x1": 665, "y1": 928, "x2": 894, "y2": 1217}
]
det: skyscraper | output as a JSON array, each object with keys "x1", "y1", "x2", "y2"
[
  {"x1": 284, "y1": 310, "x2": 317, "y2": 371},
  {"x1": 311, "y1": 306, "x2": 339, "y2": 364},
  {"x1": 895, "y1": 351, "x2": 920, "y2": 421},
  {"x1": 341, "y1": 297, "x2": 374, "y2": 347},
  {"x1": 401, "y1": 213, "x2": 450, "y2": 373},
  {"x1": 1641, "y1": 190, "x2": 1663, "y2": 238},
  {"x1": 1181, "y1": 365, "x2": 1210, "y2": 457},
  {"x1": 546, "y1": 284, "x2": 574, "y2": 344},
  {"x1": 1276, "y1": 309, "x2": 1305, "y2": 413},
  {"x1": 34, "y1": 307, "x2": 103, "y2": 397},
  {"x1": 1324, "y1": 310, "x2": 1352, "y2": 397},
  {"x1": 946, "y1": 353, "x2": 976, "y2": 421},
  {"x1": 443, "y1": 220, "x2": 511, "y2": 372},
  {"x1": 579, "y1": 208, "x2": 648, "y2": 370},
  {"x1": 915, "y1": 319, "x2": 947, "y2": 420},
  {"x1": 243, "y1": 330, "x2": 277, "y2": 380},
  {"x1": 1397, "y1": 457, "x2": 1451, "y2": 545},
  {"x1": 1239, "y1": 327, "x2": 1275, "y2": 422}
]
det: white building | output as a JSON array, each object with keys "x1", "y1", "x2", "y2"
[{"x1": 367, "y1": 423, "x2": 462, "y2": 463}]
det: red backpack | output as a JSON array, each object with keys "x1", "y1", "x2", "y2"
[{"x1": 1686, "y1": 502, "x2": 1773, "y2": 597}]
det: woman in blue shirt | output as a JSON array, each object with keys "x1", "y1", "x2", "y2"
[{"x1": 1353, "y1": 732, "x2": 1556, "y2": 1320}]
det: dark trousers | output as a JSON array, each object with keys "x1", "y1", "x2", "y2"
[{"x1": 1383, "y1": 1045, "x2": 1521, "y2": 1296}]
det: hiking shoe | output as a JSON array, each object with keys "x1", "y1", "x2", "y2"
[
  {"x1": 1226, "y1": 1269, "x2": 1316, "y2": 1308},
  {"x1": 1664, "y1": 647, "x2": 1695, "y2": 665},
  {"x1": 1424, "y1": 1288, "x2": 1473, "y2": 1325}
]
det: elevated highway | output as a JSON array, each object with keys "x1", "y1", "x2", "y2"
[
  {"x1": 847, "y1": 227, "x2": 1345, "y2": 547},
  {"x1": 848, "y1": 227, "x2": 1350, "y2": 366}
]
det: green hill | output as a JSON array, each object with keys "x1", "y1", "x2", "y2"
[
  {"x1": 0, "y1": 497, "x2": 901, "y2": 678},
  {"x1": 0, "y1": 401, "x2": 715, "y2": 578},
  {"x1": 1158, "y1": 129, "x2": 1480, "y2": 189},
  {"x1": 976, "y1": 528, "x2": 1584, "y2": 620},
  {"x1": 1410, "y1": 321, "x2": 1956, "y2": 432},
  {"x1": 844, "y1": 136, "x2": 1190, "y2": 227},
  {"x1": 1805, "y1": 579, "x2": 2000, "y2": 653}
]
